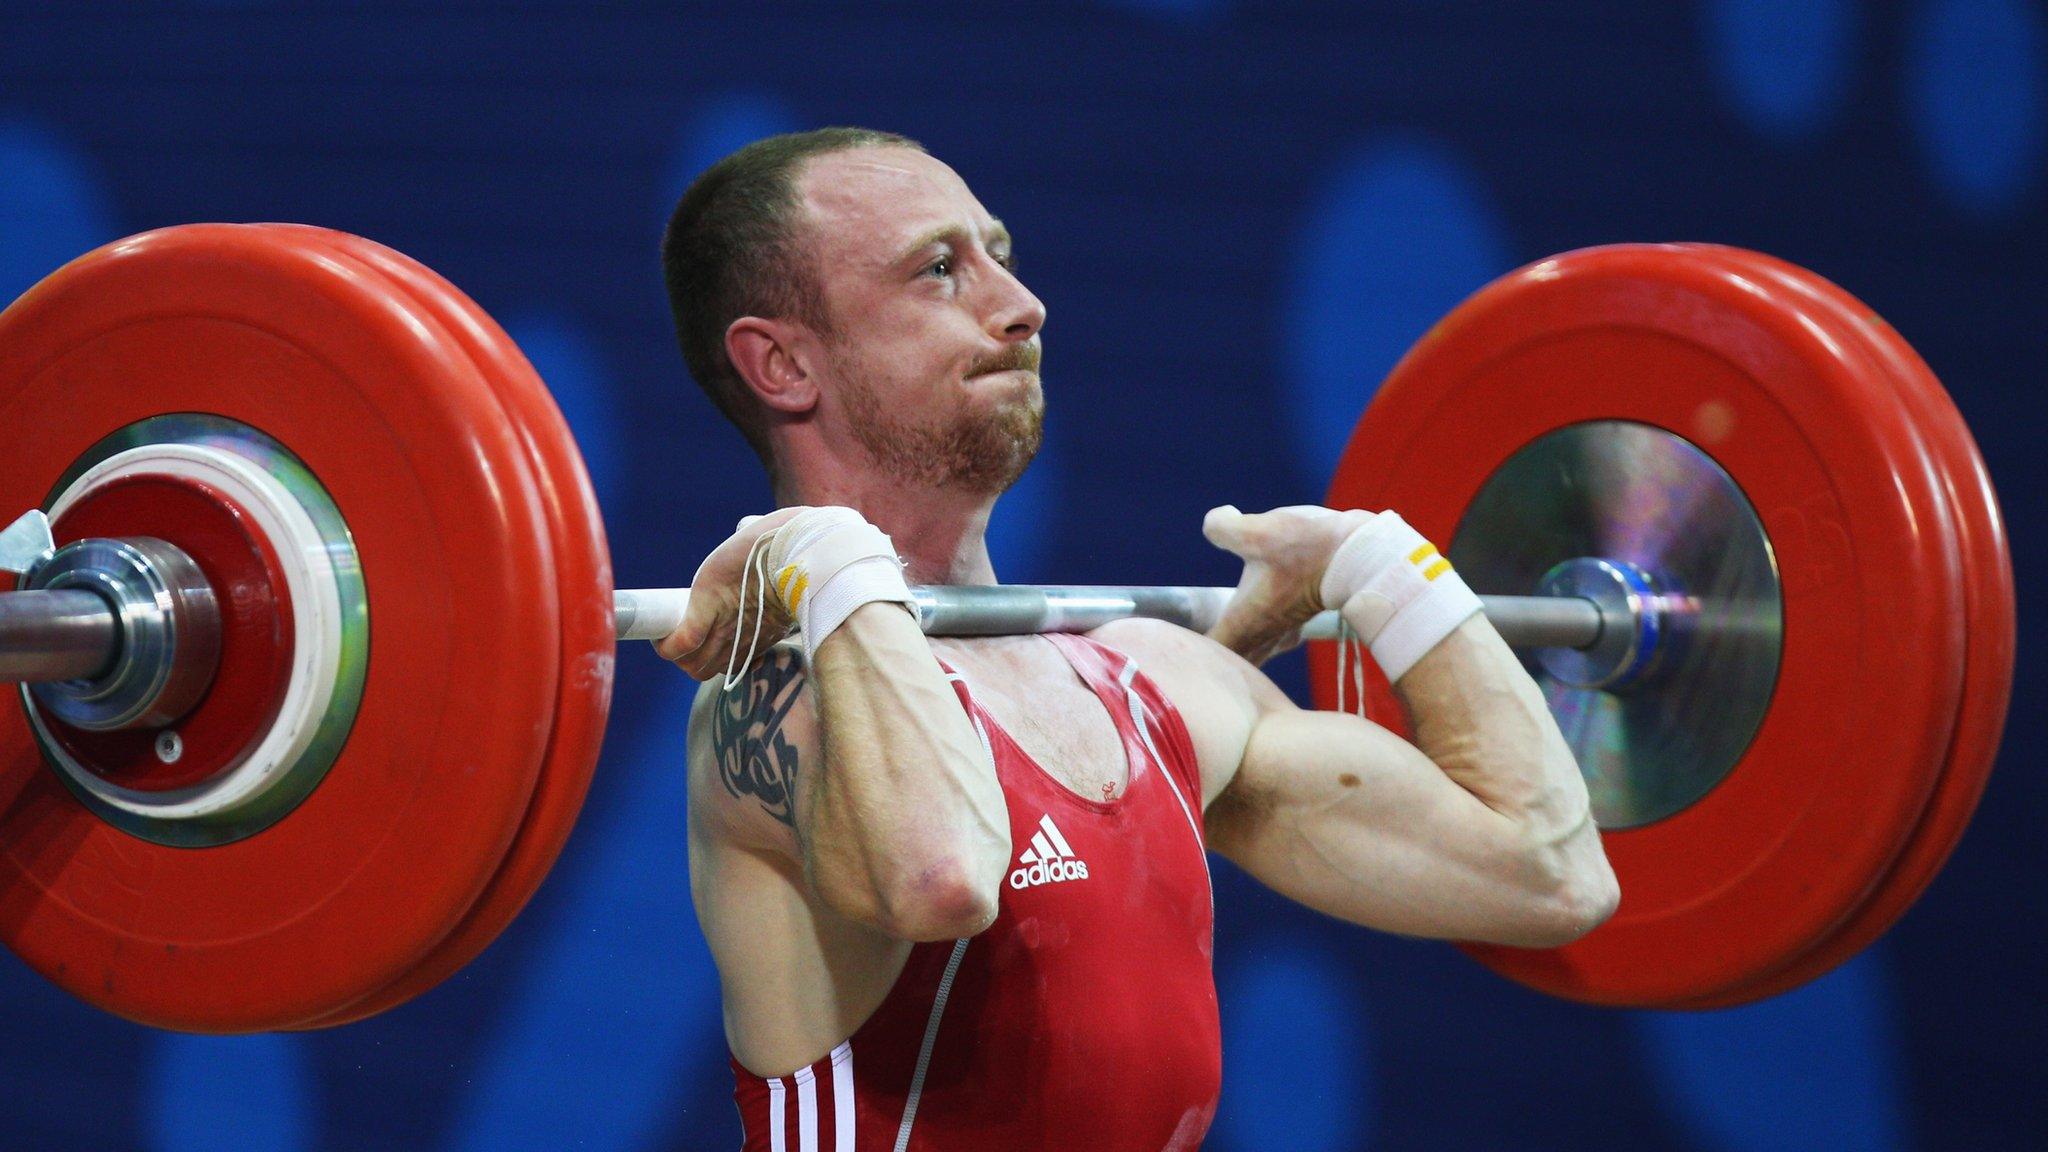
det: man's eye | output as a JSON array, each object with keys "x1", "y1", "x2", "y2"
[
  {"x1": 927, "y1": 257, "x2": 953, "y2": 279},
  {"x1": 994, "y1": 253, "x2": 1017, "y2": 272}
]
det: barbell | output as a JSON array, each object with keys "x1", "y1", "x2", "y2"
[{"x1": 0, "y1": 224, "x2": 2012, "y2": 1032}]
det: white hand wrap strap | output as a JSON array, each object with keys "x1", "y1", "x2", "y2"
[
  {"x1": 761, "y1": 507, "x2": 916, "y2": 665},
  {"x1": 1318, "y1": 511, "x2": 1483, "y2": 684}
]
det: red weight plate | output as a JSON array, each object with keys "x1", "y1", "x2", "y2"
[
  {"x1": 1312, "y1": 244, "x2": 1966, "y2": 1007},
  {"x1": 257, "y1": 225, "x2": 613, "y2": 1027},
  {"x1": 0, "y1": 224, "x2": 557, "y2": 1032},
  {"x1": 41, "y1": 475, "x2": 293, "y2": 793},
  {"x1": 1668, "y1": 245, "x2": 2013, "y2": 1007}
]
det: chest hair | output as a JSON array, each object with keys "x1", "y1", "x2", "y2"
[{"x1": 932, "y1": 637, "x2": 1131, "y2": 802}]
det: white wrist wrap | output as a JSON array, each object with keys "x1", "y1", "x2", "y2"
[
  {"x1": 1318, "y1": 511, "x2": 1482, "y2": 682},
  {"x1": 763, "y1": 508, "x2": 916, "y2": 663}
]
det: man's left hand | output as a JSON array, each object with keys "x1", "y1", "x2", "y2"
[{"x1": 1201, "y1": 504, "x2": 1376, "y2": 665}]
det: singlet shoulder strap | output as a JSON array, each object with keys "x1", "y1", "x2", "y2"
[
  {"x1": 1040, "y1": 631, "x2": 1126, "y2": 697},
  {"x1": 932, "y1": 656, "x2": 998, "y2": 772}
]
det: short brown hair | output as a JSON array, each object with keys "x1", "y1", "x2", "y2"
[{"x1": 661, "y1": 127, "x2": 924, "y2": 469}]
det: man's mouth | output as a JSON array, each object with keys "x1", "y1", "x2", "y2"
[{"x1": 967, "y1": 345, "x2": 1042, "y2": 378}]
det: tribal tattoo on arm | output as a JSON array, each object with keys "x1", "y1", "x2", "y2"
[{"x1": 710, "y1": 647, "x2": 807, "y2": 826}]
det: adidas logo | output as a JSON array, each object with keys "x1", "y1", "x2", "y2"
[{"x1": 1008, "y1": 813, "x2": 1091, "y2": 890}]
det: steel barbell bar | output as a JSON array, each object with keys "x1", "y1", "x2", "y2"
[{"x1": 612, "y1": 582, "x2": 1615, "y2": 649}]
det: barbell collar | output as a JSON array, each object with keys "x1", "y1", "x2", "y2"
[{"x1": 0, "y1": 536, "x2": 222, "y2": 730}]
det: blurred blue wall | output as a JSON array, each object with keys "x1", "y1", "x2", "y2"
[{"x1": 2, "y1": 3, "x2": 2042, "y2": 1149}]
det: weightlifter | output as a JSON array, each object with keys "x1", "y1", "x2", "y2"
[{"x1": 656, "y1": 128, "x2": 1619, "y2": 1150}]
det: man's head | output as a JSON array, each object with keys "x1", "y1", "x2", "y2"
[{"x1": 662, "y1": 128, "x2": 1046, "y2": 497}]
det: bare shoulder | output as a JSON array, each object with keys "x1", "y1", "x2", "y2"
[
  {"x1": 1087, "y1": 615, "x2": 1224, "y2": 667},
  {"x1": 686, "y1": 642, "x2": 816, "y2": 859},
  {"x1": 1087, "y1": 617, "x2": 1293, "y2": 711},
  {"x1": 1085, "y1": 618, "x2": 1294, "y2": 806}
]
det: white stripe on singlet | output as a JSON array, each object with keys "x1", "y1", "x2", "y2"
[
  {"x1": 768, "y1": 1077, "x2": 788, "y2": 1152},
  {"x1": 894, "y1": 937, "x2": 972, "y2": 1152},
  {"x1": 942, "y1": 672, "x2": 998, "y2": 771},
  {"x1": 1119, "y1": 659, "x2": 1212, "y2": 896},
  {"x1": 831, "y1": 1041, "x2": 855, "y2": 1152},
  {"x1": 794, "y1": 1063, "x2": 819, "y2": 1152}
]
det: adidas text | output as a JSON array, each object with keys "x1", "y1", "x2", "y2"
[{"x1": 1010, "y1": 858, "x2": 1090, "y2": 889}]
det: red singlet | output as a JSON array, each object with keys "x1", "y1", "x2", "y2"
[{"x1": 731, "y1": 633, "x2": 1222, "y2": 1150}]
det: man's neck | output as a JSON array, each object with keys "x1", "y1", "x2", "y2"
[{"x1": 774, "y1": 471, "x2": 999, "y2": 587}]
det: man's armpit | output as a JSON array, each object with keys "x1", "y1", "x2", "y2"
[{"x1": 708, "y1": 646, "x2": 808, "y2": 828}]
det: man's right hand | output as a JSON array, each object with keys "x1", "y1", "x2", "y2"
[{"x1": 657, "y1": 507, "x2": 811, "y2": 680}]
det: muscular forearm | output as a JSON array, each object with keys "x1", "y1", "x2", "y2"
[
  {"x1": 804, "y1": 603, "x2": 1010, "y2": 940},
  {"x1": 1389, "y1": 611, "x2": 1611, "y2": 861}
]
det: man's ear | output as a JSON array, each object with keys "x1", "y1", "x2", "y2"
[{"x1": 725, "y1": 316, "x2": 820, "y2": 414}]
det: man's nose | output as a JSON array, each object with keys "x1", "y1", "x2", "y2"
[{"x1": 985, "y1": 265, "x2": 1046, "y2": 344}]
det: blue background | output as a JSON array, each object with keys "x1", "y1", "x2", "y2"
[{"x1": 2, "y1": 2, "x2": 2043, "y2": 1149}]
